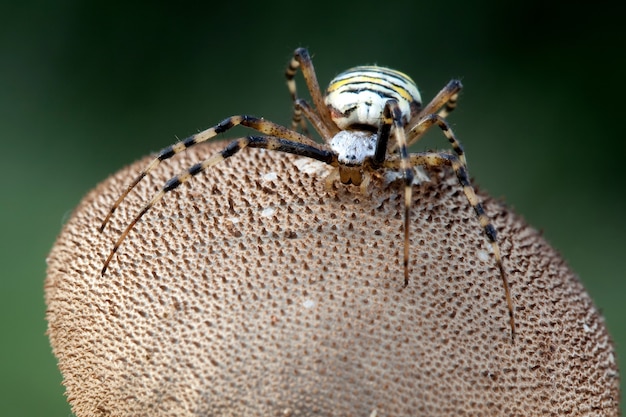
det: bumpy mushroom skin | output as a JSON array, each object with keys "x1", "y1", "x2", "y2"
[{"x1": 46, "y1": 141, "x2": 619, "y2": 416}]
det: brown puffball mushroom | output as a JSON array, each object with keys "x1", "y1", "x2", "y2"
[{"x1": 46, "y1": 140, "x2": 619, "y2": 416}]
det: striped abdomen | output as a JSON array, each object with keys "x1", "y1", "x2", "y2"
[{"x1": 325, "y1": 66, "x2": 422, "y2": 131}]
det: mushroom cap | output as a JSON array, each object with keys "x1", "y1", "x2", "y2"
[{"x1": 45, "y1": 141, "x2": 620, "y2": 416}]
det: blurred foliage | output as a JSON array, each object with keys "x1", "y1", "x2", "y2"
[{"x1": 0, "y1": 0, "x2": 623, "y2": 415}]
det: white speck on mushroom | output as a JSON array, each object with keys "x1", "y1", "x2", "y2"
[
  {"x1": 263, "y1": 172, "x2": 278, "y2": 181},
  {"x1": 477, "y1": 250, "x2": 490, "y2": 262},
  {"x1": 261, "y1": 207, "x2": 276, "y2": 217},
  {"x1": 293, "y1": 158, "x2": 333, "y2": 176},
  {"x1": 583, "y1": 323, "x2": 592, "y2": 333},
  {"x1": 383, "y1": 166, "x2": 431, "y2": 186},
  {"x1": 302, "y1": 299, "x2": 315, "y2": 309}
]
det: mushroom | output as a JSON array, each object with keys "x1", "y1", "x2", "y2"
[{"x1": 45, "y1": 141, "x2": 620, "y2": 416}]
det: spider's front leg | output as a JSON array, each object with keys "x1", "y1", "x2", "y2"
[
  {"x1": 371, "y1": 99, "x2": 414, "y2": 288},
  {"x1": 99, "y1": 115, "x2": 318, "y2": 233},
  {"x1": 101, "y1": 135, "x2": 337, "y2": 276},
  {"x1": 384, "y1": 151, "x2": 515, "y2": 340}
]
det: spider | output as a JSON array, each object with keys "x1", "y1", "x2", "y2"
[{"x1": 99, "y1": 47, "x2": 515, "y2": 340}]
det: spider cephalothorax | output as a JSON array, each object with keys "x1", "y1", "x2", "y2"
[{"x1": 99, "y1": 48, "x2": 515, "y2": 340}]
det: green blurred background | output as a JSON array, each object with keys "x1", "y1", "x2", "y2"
[{"x1": 1, "y1": 0, "x2": 624, "y2": 415}]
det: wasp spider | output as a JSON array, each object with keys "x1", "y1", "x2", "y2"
[{"x1": 99, "y1": 48, "x2": 515, "y2": 340}]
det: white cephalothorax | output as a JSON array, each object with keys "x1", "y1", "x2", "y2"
[{"x1": 329, "y1": 130, "x2": 377, "y2": 165}]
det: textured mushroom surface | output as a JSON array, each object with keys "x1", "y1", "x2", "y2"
[{"x1": 46, "y1": 141, "x2": 620, "y2": 416}]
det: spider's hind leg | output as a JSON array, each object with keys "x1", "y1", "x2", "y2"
[
  {"x1": 285, "y1": 47, "x2": 338, "y2": 141},
  {"x1": 407, "y1": 113, "x2": 466, "y2": 167},
  {"x1": 404, "y1": 80, "x2": 466, "y2": 165},
  {"x1": 413, "y1": 79, "x2": 463, "y2": 124}
]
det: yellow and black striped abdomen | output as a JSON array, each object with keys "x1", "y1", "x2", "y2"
[{"x1": 325, "y1": 66, "x2": 421, "y2": 131}]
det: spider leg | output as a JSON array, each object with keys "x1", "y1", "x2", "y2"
[
  {"x1": 101, "y1": 135, "x2": 337, "y2": 276},
  {"x1": 410, "y1": 79, "x2": 463, "y2": 128},
  {"x1": 285, "y1": 47, "x2": 339, "y2": 140},
  {"x1": 406, "y1": 113, "x2": 467, "y2": 167},
  {"x1": 294, "y1": 98, "x2": 334, "y2": 140},
  {"x1": 402, "y1": 80, "x2": 465, "y2": 164},
  {"x1": 99, "y1": 115, "x2": 319, "y2": 232},
  {"x1": 436, "y1": 88, "x2": 460, "y2": 120},
  {"x1": 372, "y1": 99, "x2": 414, "y2": 288},
  {"x1": 384, "y1": 151, "x2": 515, "y2": 340},
  {"x1": 288, "y1": 94, "x2": 308, "y2": 135},
  {"x1": 431, "y1": 79, "x2": 462, "y2": 119}
]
